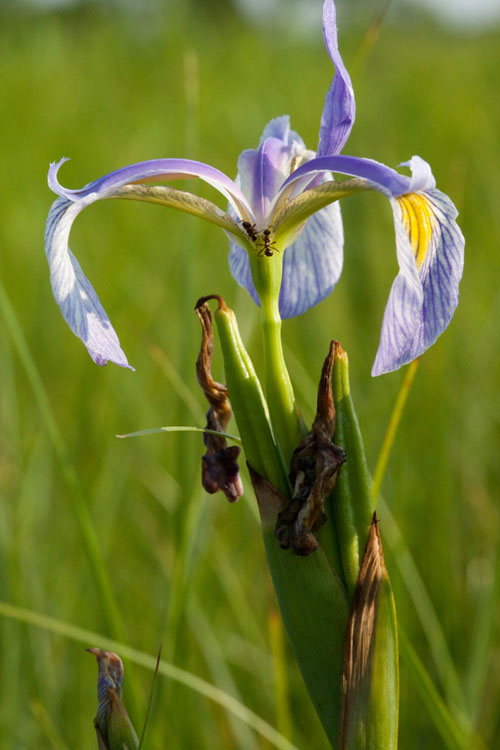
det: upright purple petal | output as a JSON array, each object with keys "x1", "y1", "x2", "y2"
[
  {"x1": 317, "y1": 0, "x2": 356, "y2": 156},
  {"x1": 236, "y1": 116, "x2": 306, "y2": 227},
  {"x1": 45, "y1": 196, "x2": 132, "y2": 369},
  {"x1": 229, "y1": 116, "x2": 313, "y2": 300}
]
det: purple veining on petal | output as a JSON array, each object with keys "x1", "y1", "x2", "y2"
[
  {"x1": 45, "y1": 196, "x2": 133, "y2": 369},
  {"x1": 279, "y1": 200, "x2": 343, "y2": 318},
  {"x1": 317, "y1": 0, "x2": 356, "y2": 157},
  {"x1": 372, "y1": 188, "x2": 464, "y2": 375},
  {"x1": 48, "y1": 157, "x2": 254, "y2": 221},
  {"x1": 228, "y1": 242, "x2": 261, "y2": 306}
]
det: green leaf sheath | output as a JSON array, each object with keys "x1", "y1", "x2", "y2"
[
  {"x1": 367, "y1": 572, "x2": 399, "y2": 750},
  {"x1": 340, "y1": 520, "x2": 399, "y2": 750},
  {"x1": 331, "y1": 344, "x2": 374, "y2": 594},
  {"x1": 250, "y1": 470, "x2": 349, "y2": 748},
  {"x1": 206, "y1": 295, "x2": 289, "y2": 495}
]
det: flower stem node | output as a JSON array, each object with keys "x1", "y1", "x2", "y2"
[
  {"x1": 195, "y1": 298, "x2": 243, "y2": 502},
  {"x1": 275, "y1": 341, "x2": 346, "y2": 556}
]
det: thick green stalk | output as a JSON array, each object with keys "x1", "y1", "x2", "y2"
[
  {"x1": 210, "y1": 298, "x2": 349, "y2": 745},
  {"x1": 248, "y1": 250, "x2": 304, "y2": 465},
  {"x1": 258, "y1": 500, "x2": 349, "y2": 746}
]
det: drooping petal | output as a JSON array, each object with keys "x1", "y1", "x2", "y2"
[
  {"x1": 45, "y1": 154, "x2": 259, "y2": 368},
  {"x1": 49, "y1": 156, "x2": 254, "y2": 221},
  {"x1": 372, "y1": 189, "x2": 464, "y2": 374},
  {"x1": 276, "y1": 154, "x2": 464, "y2": 371},
  {"x1": 45, "y1": 196, "x2": 132, "y2": 369},
  {"x1": 279, "y1": 201, "x2": 343, "y2": 318},
  {"x1": 317, "y1": 0, "x2": 356, "y2": 156}
]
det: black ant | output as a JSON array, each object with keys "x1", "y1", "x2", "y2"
[
  {"x1": 241, "y1": 220, "x2": 258, "y2": 242},
  {"x1": 257, "y1": 229, "x2": 279, "y2": 258}
]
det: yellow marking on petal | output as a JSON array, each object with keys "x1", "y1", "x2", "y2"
[{"x1": 397, "y1": 193, "x2": 434, "y2": 269}]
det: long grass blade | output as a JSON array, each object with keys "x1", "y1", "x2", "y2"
[
  {"x1": 0, "y1": 279, "x2": 139, "y2": 718},
  {"x1": 116, "y1": 425, "x2": 240, "y2": 441},
  {"x1": 0, "y1": 601, "x2": 301, "y2": 750}
]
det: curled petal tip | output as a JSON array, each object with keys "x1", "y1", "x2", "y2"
[
  {"x1": 48, "y1": 157, "x2": 71, "y2": 197},
  {"x1": 398, "y1": 155, "x2": 436, "y2": 193}
]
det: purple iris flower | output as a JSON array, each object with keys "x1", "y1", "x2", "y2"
[{"x1": 45, "y1": 0, "x2": 463, "y2": 376}]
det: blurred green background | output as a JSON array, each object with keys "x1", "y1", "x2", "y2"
[{"x1": 1, "y1": 0, "x2": 499, "y2": 747}]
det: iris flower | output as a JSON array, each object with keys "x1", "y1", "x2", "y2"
[{"x1": 45, "y1": 0, "x2": 463, "y2": 376}]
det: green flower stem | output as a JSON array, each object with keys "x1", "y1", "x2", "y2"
[
  {"x1": 331, "y1": 343, "x2": 373, "y2": 593},
  {"x1": 248, "y1": 250, "x2": 305, "y2": 466}
]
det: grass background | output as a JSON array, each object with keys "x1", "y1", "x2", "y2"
[{"x1": 1, "y1": 0, "x2": 499, "y2": 747}]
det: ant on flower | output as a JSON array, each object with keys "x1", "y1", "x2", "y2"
[
  {"x1": 241, "y1": 220, "x2": 258, "y2": 241},
  {"x1": 241, "y1": 221, "x2": 279, "y2": 258},
  {"x1": 257, "y1": 229, "x2": 279, "y2": 258}
]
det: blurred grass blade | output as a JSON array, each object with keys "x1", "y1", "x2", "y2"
[
  {"x1": 188, "y1": 602, "x2": 260, "y2": 749},
  {"x1": 340, "y1": 516, "x2": 398, "y2": 749},
  {"x1": 28, "y1": 698, "x2": 70, "y2": 750},
  {"x1": 369, "y1": 360, "x2": 467, "y2": 717},
  {"x1": 138, "y1": 646, "x2": 162, "y2": 750},
  {"x1": 351, "y1": 0, "x2": 394, "y2": 81},
  {"x1": 0, "y1": 601, "x2": 300, "y2": 750},
  {"x1": 268, "y1": 609, "x2": 292, "y2": 742},
  {"x1": 398, "y1": 630, "x2": 481, "y2": 750},
  {"x1": 0, "y1": 279, "x2": 139, "y2": 717},
  {"x1": 371, "y1": 359, "x2": 419, "y2": 505},
  {"x1": 148, "y1": 343, "x2": 205, "y2": 422},
  {"x1": 116, "y1": 425, "x2": 240, "y2": 441}
]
